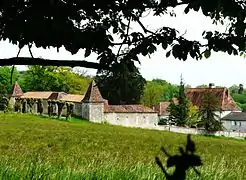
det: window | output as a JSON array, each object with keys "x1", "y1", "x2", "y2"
[
  {"x1": 232, "y1": 121, "x2": 236, "y2": 126},
  {"x1": 239, "y1": 122, "x2": 242, "y2": 127},
  {"x1": 116, "y1": 117, "x2": 120, "y2": 121}
]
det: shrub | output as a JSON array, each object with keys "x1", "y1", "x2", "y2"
[{"x1": 0, "y1": 96, "x2": 9, "y2": 113}]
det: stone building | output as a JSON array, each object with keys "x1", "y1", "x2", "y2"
[
  {"x1": 221, "y1": 112, "x2": 246, "y2": 132},
  {"x1": 9, "y1": 81, "x2": 159, "y2": 128},
  {"x1": 155, "y1": 87, "x2": 241, "y2": 119}
]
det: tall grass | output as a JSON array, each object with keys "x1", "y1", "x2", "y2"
[{"x1": 0, "y1": 113, "x2": 246, "y2": 179}]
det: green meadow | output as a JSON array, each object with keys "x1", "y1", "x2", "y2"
[{"x1": 0, "y1": 113, "x2": 246, "y2": 179}]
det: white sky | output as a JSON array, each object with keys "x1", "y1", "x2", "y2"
[{"x1": 0, "y1": 6, "x2": 245, "y2": 88}]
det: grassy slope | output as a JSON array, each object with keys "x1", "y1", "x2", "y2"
[{"x1": 0, "y1": 114, "x2": 246, "y2": 179}]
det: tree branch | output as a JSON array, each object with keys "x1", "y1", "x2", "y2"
[
  {"x1": 132, "y1": 14, "x2": 157, "y2": 35},
  {"x1": 0, "y1": 57, "x2": 110, "y2": 70},
  {"x1": 10, "y1": 48, "x2": 22, "y2": 84},
  {"x1": 28, "y1": 43, "x2": 34, "y2": 58},
  {"x1": 116, "y1": 17, "x2": 131, "y2": 58}
]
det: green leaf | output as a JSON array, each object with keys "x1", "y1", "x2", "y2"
[
  {"x1": 84, "y1": 49, "x2": 91, "y2": 58},
  {"x1": 204, "y1": 50, "x2": 211, "y2": 58},
  {"x1": 166, "y1": 50, "x2": 171, "y2": 58},
  {"x1": 162, "y1": 42, "x2": 168, "y2": 50}
]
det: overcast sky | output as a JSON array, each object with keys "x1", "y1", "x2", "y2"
[{"x1": 0, "y1": 6, "x2": 245, "y2": 88}]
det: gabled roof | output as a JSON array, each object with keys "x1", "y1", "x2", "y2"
[
  {"x1": 185, "y1": 88, "x2": 241, "y2": 111},
  {"x1": 155, "y1": 87, "x2": 241, "y2": 115},
  {"x1": 105, "y1": 105, "x2": 157, "y2": 113},
  {"x1": 11, "y1": 82, "x2": 23, "y2": 97},
  {"x1": 222, "y1": 112, "x2": 246, "y2": 121},
  {"x1": 82, "y1": 80, "x2": 105, "y2": 103}
]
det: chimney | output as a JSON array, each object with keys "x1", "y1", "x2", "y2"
[
  {"x1": 238, "y1": 84, "x2": 244, "y2": 94},
  {"x1": 209, "y1": 83, "x2": 215, "y2": 88}
]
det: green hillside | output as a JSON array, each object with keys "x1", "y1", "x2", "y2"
[{"x1": 0, "y1": 114, "x2": 246, "y2": 179}]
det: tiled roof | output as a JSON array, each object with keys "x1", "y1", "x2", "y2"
[
  {"x1": 11, "y1": 82, "x2": 23, "y2": 97},
  {"x1": 48, "y1": 92, "x2": 67, "y2": 100},
  {"x1": 154, "y1": 98, "x2": 179, "y2": 115},
  {"x1": 222, "y1": 112, "x2": 246, "y2": 121},
  {"x1": 21, "y1": 92, "x2": 68, "y2": 100},
  {"x1": 60, "y1": 94, "x2": 85, "y2": 103},
  {"x1": 185, "y1": 88, "x2": 241, "y2": 111},
  {"x1": 105, "y1": 105, "x2": 157, "y2": 113},
  {"x1": 155, "y1": 88, "x2": 241, "y2": 115},
  {"x1": 21, "y1": 92, "x2": 54, "y2": 99},
  {"x1": 82, "y1": 80, "x2": 105, "y2": 103},
  {"x1": 154, "y1": 102, "x2": 170, "y2": 115}
]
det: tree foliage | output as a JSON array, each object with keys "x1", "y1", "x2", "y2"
[
  {"x1": 0, "y1": 66, "x2": 19, "y2": 94},
  {"x1": 0, "y1": 95, "x2": 9, "y2": 112},
  {"x1": 142, "y1": 81, "x2": 163, "y2": 107},
  {"x1": 96, "y1": 60, "x2": 146, "y2": 105},
  {"x1": 141, "y1": 79, "x2": 178, "y2": 107},
  {"x1": 0, "y1": 1, "x2": 244, "y2": 69},
  {"x1": 186, "y1": 103, "x2": 201, "y2": 128},
  {"x1": 22, "y1": 66, "x2": 91, "y2": 94},
  {"x1": 229, "y1": 84, "x2": 246, "y2": 111},
  {"x1": 198, "y1": 92, "x2": 223, "y2": 132},
  {"x1": 168, "y1": 78, "x2": 190, "y2": 126}
]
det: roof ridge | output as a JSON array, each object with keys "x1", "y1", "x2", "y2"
[
  {"x1": 11, "y1": 81, "x2": 23, "y2": 97},
  {"x1": 82, "y1": 80, "x2": 105, "y2": 103}
]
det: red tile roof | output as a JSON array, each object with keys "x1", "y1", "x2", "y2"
[
  {"x1": 105, "y1": 105, "x2": 157, "y2": 113},
  {"x1": 21, "y1": 91, "x2": 51, "y2": 99},
  {"x1": 156, "y1": 87, "x2": 241, "y2": 115},
  {"x1": 154, "y1": 98, "x2": 178, "y2": 115},
  {"x1": 11, "y1": 82, "x2": 23, "y2": 97},
  {"x1": 82, "y1": 80, "x2": 106, "y2": 103},
  {"x1": 60, "y1": 94, "x2": 85, "y2": 103},
  {"x1": 185, "y1": 88, "x2": 241, "y2": 111},
  {"x1": 154, "y1": 102, "x2": 171, "y2": 115},
  {"x1": 48, "y1": 92, "x2": 67, "y2": 100}
]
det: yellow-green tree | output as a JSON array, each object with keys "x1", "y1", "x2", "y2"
[
  {"x1": 141, "y1": 82, "x2": 163, "y2": 107},
  {"x1": 186, "y1": 103, "x2": 201, "y2": 128}
]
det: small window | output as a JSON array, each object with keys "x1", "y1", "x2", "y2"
[
  {"x1": 143, "y1": 116, "x2": 146, "y2": 119},
  {"x1": 239, "y1": 122, "x2": 242, "y2": 127},
  {"x1": 116, "y1": 117, "x2": 120, "y2": 121},
  {"x1": 232, "y1": 121, "x2": 237, "y2": 126}
]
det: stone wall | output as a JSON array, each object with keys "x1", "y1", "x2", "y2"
[
  {"x1": 88, "y1": 103, "x2": 104, "y2": 123},
  {"x1": 73, "y1": 103, "x2": 82, "y2": 117},
  {"x1": 104, "y1": 112, "x2": 158, "y2": 128},
  {"x1": 150, "y1": 125, "x2": 246, "y2": 139},
  {"x1": 81, "y1": 103, "x2": 89, "y2": 120}
]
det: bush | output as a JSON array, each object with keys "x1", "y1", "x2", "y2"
[
  {"x1": 0, "y1": 96, "x2": 9, "y2": 113},
  {"x1": 158, "y1": 118, "x2": 168, "y2": 125}
]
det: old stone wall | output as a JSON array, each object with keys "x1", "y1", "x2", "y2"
[
  {"x1": 42, "y1": 100, "x2": 48, "y2": 114},
  {"x1": 151, "y1": 125, "x2": 246, "y2": 139},
  {"x1": 73, "y1": 103, "x2": 82, "y2": 117},
  {"x1": 81, "y1": 103, "x2": 89, "y2": 120},
  {"x1": 88, "y1": 103, "x2": 104, "y2": 123},
  {"x1": 104, "y1": 112, "x2": 158, "y2": 128}
]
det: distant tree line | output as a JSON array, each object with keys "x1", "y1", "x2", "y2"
[
  {"x1": 0, "y1": 66, "x2": 92, "y2": 95},
  {"x1": 0, "y1": 66, "x2": 244, "y2": 116}
]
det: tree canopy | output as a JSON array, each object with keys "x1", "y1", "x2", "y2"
[
  {"x1": 0, "y1": 0, "x2": 245, "y2": 69},
  {"x1": 0, "y1": 66, "x2": 19, "y2": 94},
  {"x1": 22, "y1": 66, "x2": 91, "y2": 94},
  {"x1": 95, "y1": 60, "x2": 146, "y2": 104}
]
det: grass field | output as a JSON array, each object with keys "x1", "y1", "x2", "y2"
[{"x1": 0, "y1": 113, "x2": 246, "y2": 179}]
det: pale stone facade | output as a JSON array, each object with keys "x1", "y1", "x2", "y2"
[{"x1": 10, "y1": 81, "x2": 159, "y2": 128}]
